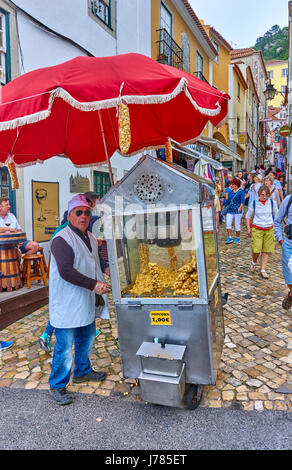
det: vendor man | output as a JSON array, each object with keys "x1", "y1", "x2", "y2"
[
  {"x1": 49, "y1": 194, "x2": 111, "y2": 405},
  {"x1": 0, "y1": 197, "x2": 40, "y2": 257}
]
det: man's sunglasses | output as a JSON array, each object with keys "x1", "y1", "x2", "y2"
[{"x1": 75, "y1": 209, "x2": 91, "y2": 216}]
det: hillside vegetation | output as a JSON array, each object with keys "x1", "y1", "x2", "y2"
[{"x1": 254, "y1": 25, "x2": 288, "y2": 60}]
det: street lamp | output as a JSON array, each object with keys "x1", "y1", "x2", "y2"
[{"x1": 264, "y1": 82, "x2": 277, "y2": 101}]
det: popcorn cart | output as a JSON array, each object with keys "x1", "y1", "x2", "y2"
[{"x1": 101, "y1": 155, "x2": 225, "y2": 409}]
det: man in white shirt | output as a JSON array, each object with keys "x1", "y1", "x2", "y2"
[{"x1": 0, "y1": 197, "x2": 40, "y2": 257}]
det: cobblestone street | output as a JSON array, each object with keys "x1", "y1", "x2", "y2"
[{"x1": 0, "y1": 222, "x2": 292, "y2": 412}]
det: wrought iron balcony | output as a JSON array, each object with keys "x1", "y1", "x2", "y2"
[
  {"x1": 193, "y1": 71, "x2": 209, "y2": 84},
  {"x1": 156, "y1": 28, "x2": 183, "y2": 70}
]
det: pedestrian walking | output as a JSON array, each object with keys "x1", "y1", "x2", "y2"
[
  {"x1": 244, "y1": 172, "x2": 253, "y2": 206},
  {"x1": 264, "y1": 175, "x2": 281, "y2": 209},
  {"x1": 274, "y1": 194, "x2": 292, "y2": 310},
  {"x1": 247, "y1": 174, "x2": 262, "y2": 207},
  {"x1": 48, "y1": 194, "x2": 111, "y2": 405},
  {"x1": 224, "y1": 178, "x2": 245, "y2": 245},
  {"x1": 267, "y1": 171, "x2": 284, "y2": 202},
  {"x1": 246, "y1": 185, "x2": 278, "y2": 279}
]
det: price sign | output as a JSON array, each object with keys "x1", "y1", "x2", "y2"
[{"x1": 150, "y1": 311, "x2": 172, "y2": 326}]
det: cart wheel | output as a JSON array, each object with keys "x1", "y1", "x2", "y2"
[{"x1": 186, "y1": 384, "x2": 203, "y2": 410}]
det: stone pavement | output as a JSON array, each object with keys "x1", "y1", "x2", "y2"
[{"x1": 0, "y1": 222, "x2": 292, "y2": 412}]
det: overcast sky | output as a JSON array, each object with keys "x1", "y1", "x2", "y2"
[{"x1": 189, "y1": 0, "x2": 289, "y2": 48}]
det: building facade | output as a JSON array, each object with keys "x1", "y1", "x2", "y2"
[
  {"x1": 150, "y1": 0, "x2": 218, "y2": 140},
  {"x1": 230, "y1": 48, "x2": 269, "y2": 168},
  {"x1": 265, "y1": 59, "x2": 289, "y2": 108}
]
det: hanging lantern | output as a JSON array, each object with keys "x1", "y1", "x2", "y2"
[
  {"x1": 7, "y1": 156, "x2": 19, "y2": 190},
  {"x1": 118, "y1": 102, "x2": 131, "y2": 154}
]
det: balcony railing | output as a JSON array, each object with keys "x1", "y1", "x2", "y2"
[
  {"x1": 193, "y1": 71, "x2": 209, "y2": 84},
  {"x1": 156, "y1": 28, "x2": 183, "y2": 70}
]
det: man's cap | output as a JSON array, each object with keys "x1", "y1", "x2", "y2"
[{"x1": 68, "y1": 194, "x2": 91, "y2": 213}]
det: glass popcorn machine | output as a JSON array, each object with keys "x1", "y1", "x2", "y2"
[{"x1": 101, "y1": 155, "x2": 225, "y2": 409}]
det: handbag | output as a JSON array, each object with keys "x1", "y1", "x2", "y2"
[{"x1": 222, "y1": 193, "x2": 237, "y2": 216}]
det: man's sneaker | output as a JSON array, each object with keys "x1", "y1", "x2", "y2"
[
  {"x1": 282, "y1": 292, "x2": 292, "y2": 311},
  {"x1": 49, "y1": 388, "x2": 73, "y2": 406},
  {"x1": 72, "y1": 370, "x2": 106, "y2": 383},
  {"x1": 0, "y1": 340, "x2": 13, "y2": 351},
  {"x1": 225, "y1": 237, "x2": 233, "y2": 244},
  {"x1": 234, "y1": 237, "x2": 241, "y2": 244},
  {"x1": 39, "y1": 334, "x2": 51, "y2": 353},
  {"x1": 96, "y1": 329, "x2": 100, "y2": 337}
]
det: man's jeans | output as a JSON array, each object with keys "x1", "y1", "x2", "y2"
[{"x1": 49, "y1": 321, "x2": 96, "y2": 390}]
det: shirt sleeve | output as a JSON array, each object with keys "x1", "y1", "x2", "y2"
[
  {"x1": 51, "y1": 237, "x2": 97, "y2": 290},
  {"x1": 245, "y1": 204, "x2": 254, "y2": 219},
  {"x1": 14, "y1": 216, "x2": 22, "y2": 230},
  {"x1": 274, "y1": 196, "x2": 290, "y2": 242}
]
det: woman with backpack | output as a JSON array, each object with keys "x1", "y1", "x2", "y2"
[{"x1": 246, "y1": 185, "x2": 278, "y2": 279}]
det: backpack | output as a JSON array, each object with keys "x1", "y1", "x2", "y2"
[
  {"x1": 284, "y1": 195, "x2": 292, "y2": 222},
  {"x1": 253, "y1": 199, "x2": 275, "y2": 221}
]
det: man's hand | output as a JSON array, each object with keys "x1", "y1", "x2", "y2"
[
  {"x1": 94, "y1": 281, "x2": 111, "y2": 295},
  {"x1": 247, "y1": 229, "x2": 251, "y2": 238}
]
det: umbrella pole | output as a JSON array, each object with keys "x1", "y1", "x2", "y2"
[{"x1": 98, "y1": 109, "x2": 114, "y2": 186}]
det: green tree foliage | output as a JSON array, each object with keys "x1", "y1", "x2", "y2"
[{"x1": 254, "y1": 25, "x2": 288, "y2": 60}]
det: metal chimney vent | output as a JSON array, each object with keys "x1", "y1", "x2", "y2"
[{"x1": 133, "y1": 173, "x2": 165, "y2": 203}]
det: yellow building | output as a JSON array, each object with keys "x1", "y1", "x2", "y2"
[
  {"x1": 203, "y1": 25, "x2": 232, "y2": 147},
  {"x1": 230, "y1": 64, "x2": 248, "y2": 163},
  {"x1": 265, "y1": 59, "x2": 288, "y2": 107},
  {"x1": 151, "y1": 0, "x2": 218, "y2": 137}
]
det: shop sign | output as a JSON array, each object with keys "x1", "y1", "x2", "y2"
[
  {"x1": 238, "y1": 133, "x2": 246, "y2": 145},
  {"x1": 279, "y1": 125, "x2": 291, "y2": 137}
]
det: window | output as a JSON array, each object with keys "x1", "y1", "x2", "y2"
[
  {"x1": 237, "y1": 117, "x2": 240, "y2": 135},
  {"x1": 0, "y1": 9, "x2": 11, "y2": 85},
  {"x1": 0, "y1": 168, "x2": 15, "y2": 214},
  {"x1": 213, "y1": 40, "x2": 219, "y2": 64},
  {"x1": 269, "y1": 70, "x2": 274, "y2": 79},
  {"x1": 282, "y1": 68, "x2": 288, "y2": 77},
  {"x1": 196, "y1": 51, "x2": 204, "y2": 74},
  {"x1": 237, "y1": 82, "x2": 240, "y2": 101},
  {"x1": 89, "y1": 0, "x2": 114, "y2": 31},
  {"x1": 160, "y1": 2, "x2": 172, "y2": 35},
  {"x1": 282, "y1": 85, "x2": 286, "y2": 94},
  {"x1": 93, "y1": 171, "x2": 111, "y2": 198}
]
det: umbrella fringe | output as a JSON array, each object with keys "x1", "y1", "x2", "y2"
[{"x1": 0, "y1": 78, "x2": 223, "y2": 131}]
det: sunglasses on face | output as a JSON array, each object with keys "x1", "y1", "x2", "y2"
[{"x1": 75, "y1": 209, "x2": 91, "y2": 217}]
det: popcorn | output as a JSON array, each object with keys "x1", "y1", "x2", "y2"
[{"x1": 123, "y1": 246, "x2": 199, "y2": 298}]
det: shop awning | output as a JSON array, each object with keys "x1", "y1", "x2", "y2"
[
  {"x1": 198, "y1": 137, "x2": 242, "y2": 162},
  {"x1": 170, "y1": 139, "x2": 224, "y2": 170}
]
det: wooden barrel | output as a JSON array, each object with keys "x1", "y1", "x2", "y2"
[
  {"x1": 0, "y1": 232, "x2": 26, "y2": 291},
  {"x1": 0, "y1": 246, "x2": 22, "y2": 291},
  {"x1": 0, "y1": 231, "x2": 27, "y2": 245}
]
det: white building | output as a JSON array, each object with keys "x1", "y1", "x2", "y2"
[{"x1": 0, "y1": 0, "x2": 151, "y2": 257}]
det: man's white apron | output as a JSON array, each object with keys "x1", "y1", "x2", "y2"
[{"x1": 49, "y1": 226, "x2": 104, "y2": 329}]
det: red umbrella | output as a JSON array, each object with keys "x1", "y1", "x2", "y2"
[{"x1": 0, "y1": 53, "x2": 229, "y2": 184}]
